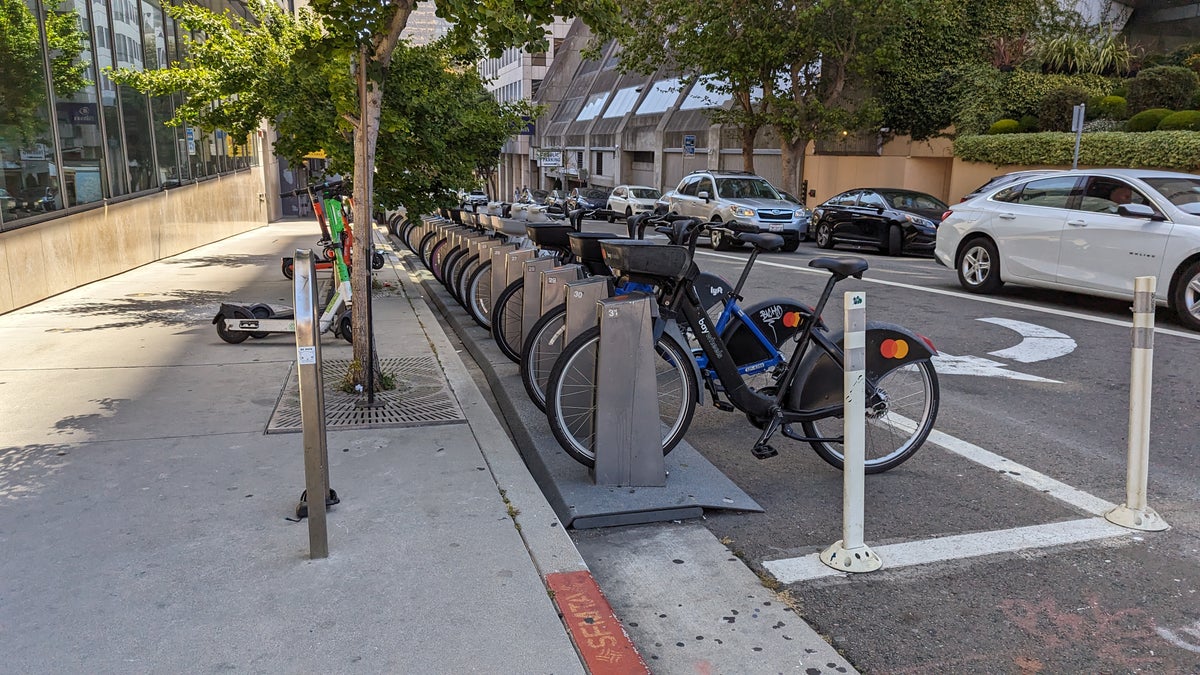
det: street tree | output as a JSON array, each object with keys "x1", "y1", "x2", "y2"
[{"x1": 111, "y1": 0, "x2": 617, "y2": 391}]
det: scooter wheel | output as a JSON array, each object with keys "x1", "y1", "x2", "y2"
[
  {"x1": 338, "y1": 314, "x2": 353, "y2": 344},
  {"x1": 282, "y1": 257, "x2": 294, "y2": 280},
  {"x1": 371, "y1": 250, "x2": 385, "y2": 270},
  {"x1": 215, "y1": 308, "x2": 251, "y2": 344}
]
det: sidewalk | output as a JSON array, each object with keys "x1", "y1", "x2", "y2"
[{"x1": 0, "y1": 221, "x2": 632, "y2": 673}]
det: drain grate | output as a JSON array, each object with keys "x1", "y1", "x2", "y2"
[{"x1": 266, "y1": 357, "x2": 465, "y2": 433}]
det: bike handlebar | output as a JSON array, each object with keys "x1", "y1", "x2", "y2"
[{"x1": 279, "y1": 179, "x2": 346, "y2": 199}]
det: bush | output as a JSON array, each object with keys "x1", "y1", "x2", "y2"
[
  {"x1": 1126, "y1": 66, "x2": 1200, "y2": 113},
  {"x1": 1091, "y1": 95, "x2": 1128, "y2": 119},
  {"x1": 1000, "y1": 70, "x2": 1112, "y2": 119},
  {"x1": 1127, "y1": 108, "x2": 1175, "y2": 132},
  {"x1": 1018, "y1": 115, "x2": 1040, "y2": 132},
  {"x1": 987, "y1": 119, "x2": 1021, "y2": 134},
  {"x1": 953, "y1": 130, "x2": 1200, "y2": 171},
  {"x1": 1039, "y1": 85, "x2": 1090, "y2": 132},
  {"x1": 1158, "y1": 110, "x2": 1200, "y2": 131}
]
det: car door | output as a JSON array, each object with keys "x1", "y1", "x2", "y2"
[
  {"x1": 1055, "y1": 177, "x2": 1173, "y2": 295},
  {"x1": 988, "y1": 176, "x2": 1080, "y2": 282},
  {"x1": 852, "y1": 190, "x2": 889, "y2": 243},
  {"x1": 824, "y1": 191, "x2": 861, "y2": 239},
  {"x1": 609, "y1": 186, "x2": 626, "y2": 211},
  {"x1": 672, "y1": 176, "x2": 701, "y2": 217}
]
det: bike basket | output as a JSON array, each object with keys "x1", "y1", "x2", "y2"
[
  {"x1": 600, "y1": 240, "x2": 692, "y2": 281},
  {"x1": 526, "y1": 223, "x2": 575, "y2": 252}
]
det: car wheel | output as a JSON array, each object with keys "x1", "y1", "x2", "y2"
[
  {"x1": 886, "y1": 225, "x2": 903, "y2": 256},
  {"x1": 1171, "y1": 259, "x2": 1200, "y2": 331},
  {"x1": 780, "y1": 238, "x2": 800, "y2": 253},
  {"x1": 815, "y1": 221, "x2": 834, "y2": 249},
  {"x1": 958, "y1": 238, "x2": 1003, "y2": 293},
  {"x1": 710, "y1": 218, "x2": 731, "y2": 251},
  {"x1": 606, "y1": 205, "x2": 615, "y2": 223}
]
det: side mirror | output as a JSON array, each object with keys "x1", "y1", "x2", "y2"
[
  {"x1": 876, "y1": 206, "x2": 886, "y2": 214},
  {"x1": 698, "y1": 191, "x2": 710, "y2": 201},
  {"x1": 1117, "y1": 203, "x2": 1165, "y2": 221}
]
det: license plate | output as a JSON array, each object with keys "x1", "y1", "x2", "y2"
[{"x1": 769, "y1": 223, "x2": 785, "y2": 232}]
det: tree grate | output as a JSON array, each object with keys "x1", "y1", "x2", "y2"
[{"x1": 266, "y1": 357, "x2": 465, "y2": 433}]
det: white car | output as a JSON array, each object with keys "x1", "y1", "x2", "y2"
[
  {"x1": 605, "y1": 184, "x2": 662, "y2": 222},
  {"x1": 934, "y1": 168, "x2": 1200, "y2": 331}
]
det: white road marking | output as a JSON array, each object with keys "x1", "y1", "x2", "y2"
[
  {"x1": 930, "y1": 352, "x2": 1061, "y2": 383},
  {"x1": 764, "y1": 518, "x2": 1130, "y2": 583},
  {"x1": 697, "y1": 251, "x2": 1200, "y2": 340},
  {"x1": 1157, "y1": 619, "x2": 1200, "y2": 654},
  {"x1": 980, "y1": 317, "x2": 1077, "y2": 363}
]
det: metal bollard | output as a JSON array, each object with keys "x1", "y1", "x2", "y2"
[
  {"x1": 820, "y1": 291, "x2": 882, "y2": 573},
  {"x1": 593, "y1": 294, "x2": 666, "y2": 486},
  {"x1": 1105, "y1": 276, "x2": 1169, "y2": 531},
  {"x1": 293, "y1": 250, "x2": 330, "y2": 559}
]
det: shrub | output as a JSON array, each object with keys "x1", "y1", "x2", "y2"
[
  {"x1": 1127, "y1": 108, "x2": 1175, "y2": 132},
  {"x1": 1000, "y1": 70, "x2": 1112, "y2": 119},
  {"x1": 1039, "y1": 85, "x2": 1090, "y2": 132},
  {"x1": 953, "y1": 131, "x2": 1200, "y2": 171},
  {"x1": 1126, "y1": 66, "x2": 1200, "y2": 113},
  {"x1": 1157, "y1": 110, "x2": 1200, "y2": 131},
  {"x1": 1083, "y1": 118, "x2": 1126, "y2": 132},
  {"x1": 1092, "y1": 95, "x2": 1128, "y2": 119},
  {"x1": 1018, "y1": 115, "x2": 1040, "y2": 132},
  {"x1": 988, "y1": 119, "x2": 1021, "y2": 134}
]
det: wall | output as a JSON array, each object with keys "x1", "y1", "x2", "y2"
[{"x1": 0, "y1": 168, "x2": 266, "y2": 313}]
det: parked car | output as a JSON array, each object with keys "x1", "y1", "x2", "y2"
[
  {"x1": 809, "y1": 188, "x2": 947, "y2": 255},
  {"x1": 934, "y1": 168, "x2": 1200, "y2": 331},
  {"x1": 464, "y1": 189, "x2": 489, "y2": 207},
  {"x1": 959, "y1": 169, "x2": 1056, "y2": 202},
  {"x1": 0, "y1": 188, "x2": 16, "y2": 217},
  {"x1": 19, "y1": 186, "x2": 57, "y2": 212},
  {"x1": 564, "y1": 187, "x2": 611, "y2": 216},
  {"x1": 605, "y1": 185, "x2": 661, "y2": 222},
  {"x1": 658, "y1": 170, "x2": 807, "y2": 252},
  {"x1": 779, "y1": 191, "x2": 813, "y2": 240}
]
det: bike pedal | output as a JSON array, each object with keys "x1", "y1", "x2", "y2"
[
  {"x1": 751, "y1": 443, "x2": 779, "y2": 459},
  {"x1": 713, "y1": 401, "x2": 734, "y2": 412}
]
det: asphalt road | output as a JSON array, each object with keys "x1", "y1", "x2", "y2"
[{"x1": 566, "y1": 218, "x2": 1200, "y2": 673}]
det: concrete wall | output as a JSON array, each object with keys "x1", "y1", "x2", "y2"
[{"x1": 0, "y1": 168, "x2": 266, "y2": 314}]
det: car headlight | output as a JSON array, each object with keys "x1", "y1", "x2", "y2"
[
  {"x1": 903, "y1": 213, "x2": 935, "y2": 228},
  {"x1": 731, "y1": 206, "x2": 756, "y2": 218}
]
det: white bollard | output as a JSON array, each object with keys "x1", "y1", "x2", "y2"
[
  {"x1": 820, "y1": 291, "x2": 882, "y2": 573},
  {"x1": 1105, "y1": 276, "x2": 1169, "y2": 531}
]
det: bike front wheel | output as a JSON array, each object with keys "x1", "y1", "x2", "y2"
[
  {"x1": 545, "y1": 327, "x2": 697, "y2": 468},
  {"x1": 520, "y1": 305, "x2": 568, "y2": 411},
  {"x1": 800, "y1": 360, "x2": 938, "y2": 474},
  {"x1": 492, "y1": 278, "x2": 525, "y2": 363}
]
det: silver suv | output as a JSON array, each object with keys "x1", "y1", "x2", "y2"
[{"x1": 659, "y1": 170, "x2": 808, "y2": 251}]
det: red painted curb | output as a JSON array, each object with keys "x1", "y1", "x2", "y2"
[{"x1": 546, "y1": 570, "x2": 649, "y2": 675}]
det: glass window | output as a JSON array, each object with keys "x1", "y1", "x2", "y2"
[
  {"x1": 49, "y1": 0, "x2": 106, "y2": 209},
  {"x1": 696, "y1": 178, "x2": 714, "y2": 196},
  {"x1": 858, "y1": 191, "x2": 886, "y2": 208},
  {"x1": 678, "y1": 176, "x2": 699, "y2": 196},
  {"x1": 576, "y1": 92, "x2": 608, "y2": 121},
  {"x1": 635, "y1": 78, "x2": 681, "y2": 115},
  {"x1": 1141, "y1": 176, "x2": 1200, "y2": 214},
  {"x1": 680, "y1": 77, "x2": 731, "y2": 111},
  {"x1": 630, "y1": 188, "x2": 660, "y2": 199},
  {"x1": 601, "y1": 87, "x2": 639, "y2": 118},
  {"x1": 1018, "y1": 177, "x2": 1078, "y2": 209},
  {"x1": 830, "y1": 191, "x2": 859, "y2": 206},
  {"x1": 1078, "y1": 177, "x2": 1149, "y2": 213}
]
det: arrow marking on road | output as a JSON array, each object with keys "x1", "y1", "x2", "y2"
[
  {"x1": 930, "y1": 353, "x2": 1061, "y2": 383},
  {"x1": 980, "y1": 317, "x2": 1077, "y2": 363}
]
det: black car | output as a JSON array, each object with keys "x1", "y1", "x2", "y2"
[
  {"x1": 958, "y1": 169, "x2": 1055, "y2": 203},
  {"x1": 564, "y1": 187, "x2": 611, "y2": 215},
  {"x1": 809, "y1": 188, "x2": 947, "y2": 256}
]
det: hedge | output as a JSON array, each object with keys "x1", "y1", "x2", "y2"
[{"x1": 953, "y1": 131, "x2": 1200, "y2": 170}]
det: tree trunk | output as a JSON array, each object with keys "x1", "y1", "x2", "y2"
[
  {"x1": 740, "y1": 125, "x2": 756, "y2": 173},
  {"x1": 778, "y1": 136, "x2": 808, "y2": 197},
  {"x1": 351, "y1": 48, "x2": 384, "y2": 390}
]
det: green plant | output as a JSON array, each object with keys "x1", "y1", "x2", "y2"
[
  {"x1": 1038, "y1": 85, "x2": 1090, "y2": 132},
  {"x1": 953, "y1": 130, "x2": 1200, "y2": 170},
  {"x1": 1018, "y1": 115, "x2": 1040, "y2": 132},
  {"x1": 1037, "y1": 31, "x2": 1093, "y2": 74},
  {"x1": 987, "y1": 119, "x2": 1021, "y2": 134},
  {"x1": 1127, "y1": 108, "x2": 1175, "y2": 132},
  {"x1": 1157, "y1": 110, "x2": 1200, "y2": 131},
  {"x1": 1000, "y1": 69, "x2": 1111, "y2": 120},
  {"x1": 1091, "y1": 95, "x2": 1127, "y2": 119},
  {"x1": 1126, "y1": 66, "x2": 1200, "y2": 113}
]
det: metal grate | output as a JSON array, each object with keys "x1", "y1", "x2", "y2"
[{"x1": 266, "y1": 357, "x2": 465, "y2": 433}]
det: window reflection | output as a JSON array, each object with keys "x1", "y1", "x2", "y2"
[{"x1": 55, "y1": 0, "x2": 107, "y2": 209}]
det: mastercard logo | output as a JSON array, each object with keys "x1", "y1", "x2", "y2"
[
  {"x1": 880, "y1": 339, "x2": 909, "y2": 359},
  {"x1": 782, "y1": 312, "x2": 803, "y2": 328}
]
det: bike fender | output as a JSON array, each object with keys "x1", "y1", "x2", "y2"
[
  {"x1": 662, "y1": 319, "x2": 704, "y2": 406},
  {"x1": 720, "y1": 298, "x2": 820, "y2": 368},
  {"x1": 788, "y1": 322, "x2": 937, "y2": 410},
  {"x1": 693, "y1": 271, "x2": 733, "y2": 312}
]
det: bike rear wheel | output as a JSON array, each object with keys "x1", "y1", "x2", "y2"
[
  {"x1": 545, "y1": 327, "x2": 697, "y2": 467},
  {"x1": 800, "y1": 360, "x2": 938, "y2": 474},
  {"x1": 465, "y1": 261, "x2": 493, "y2": 329}
]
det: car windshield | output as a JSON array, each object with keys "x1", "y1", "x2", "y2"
[
  {"x1": 715, "y1": 178, "x2": 780, "y2": 200},
  {"x1": 630, "y1": 188, "x2": 660, "y2": 199},
  {"x1": 1141, "y1": 177, "x2": 1200, "y2": 214},
  {"x1": 582, "y1": 189, "x2": 609, "y2": 199},
  {"x1": 877, "y1": 190, "x2": 948, "y2": 212}
]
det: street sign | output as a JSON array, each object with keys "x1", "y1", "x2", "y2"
[{"x1": 683, "y1": 134, "x2": 696, "y2": 157}]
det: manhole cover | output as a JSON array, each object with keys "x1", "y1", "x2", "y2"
[{"x1": 266, "y1": 357, "x2": 465, "y2": 433}]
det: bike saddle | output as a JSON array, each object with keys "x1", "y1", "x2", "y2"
[
  {"x1": 735, "y1": 232, "x2": 784, "y2": 252},
  {"x1": 809, "y1": 256, "x2": 869, "y2": 279}
]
